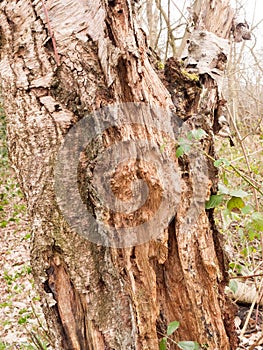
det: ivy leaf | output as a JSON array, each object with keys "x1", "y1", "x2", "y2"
[
  {"x1": 176, "y1": 137, "x2": 191, "y2": 158},
  {"x1": 167, "y1": 320, "x2": 180, "y2": 335},
  {"x1": 159, "y1": 337, "x2": 167, "y2": 350},
  {"x1": 176, "y1": 146, "x2": 185, "y2": 158},
  {"x1": 229, "y1": 189, "x2": 249, "y2": 198},
  {"x1": 229, "y1": 262, "x2": 246, "y2": 275},
  {"x1": 227, "y1": 197, "x2": 245, "y2": 211},
  {"x1": 176, "y1": 142, "x2": 191, "y2": 157},
  {"x1": 229, "y1": 280, "x2": 238, "y2": 294},
  {"x1": 18, "y1": 316, "x2": 29, "y2": 324},
  {"x1": 214, "y1": 158, "x2": 230, "y2": 167},
  {"x1": 177, "y1": 341, "x2": 200, "y2": 350},
  {"x1": 191, "y1": 128, "x2": 207, "y2": 140},
  {"x1": 205, "y1": 194, "x2": 223, "y2": 209}
]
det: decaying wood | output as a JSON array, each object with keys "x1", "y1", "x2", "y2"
[{"x1": 0, "y1": 0, "x2": 238, "y2": 349}]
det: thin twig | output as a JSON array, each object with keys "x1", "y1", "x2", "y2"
[
  {"x1": 230, "y1": 274, "x2": 263, "y2": 280},
  {"x1": 155, "y1": 0, "x2": 176, "y2": 57},
  {"x1": 224, "y1": 98, "x2": 263, "y2": 262},
  {"x1": 202, "y1": 151, "x2": 263, "y2": 196},
  {"x1": 157, "y1": 330, "x2": 178, "y2": 345}
]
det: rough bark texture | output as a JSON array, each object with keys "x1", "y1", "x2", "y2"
[{"x1": 0, "y1": 0, "x2": 238, "y2": 349}]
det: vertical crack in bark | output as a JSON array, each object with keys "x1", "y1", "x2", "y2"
[
  {"x1": 116, "y1": 56, "x2": 135, "y2": 101},
  {"x1": 46, "y1": 253, "x2": 89, "y2": 350}
]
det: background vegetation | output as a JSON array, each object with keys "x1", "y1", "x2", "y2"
[{"x1": 0, "y1": 106, "x2": 51, "y2": 349}]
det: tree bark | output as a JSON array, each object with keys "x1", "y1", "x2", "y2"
[{"x1": 0, "y1": 0, "x2": 238, "y2": 349}]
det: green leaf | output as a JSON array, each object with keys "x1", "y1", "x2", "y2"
[
  {"x1": 19, "y1": 308, "x2": 29, "y2": 315},
  {"x1": 227, "y1": 197, "x2": 245, "y2": 211},
  {"x1": 229, "y1": 280, "x2": 238, "y2": 294},
  {"x1": 8, "y1": 217, "x2": 16, "y2": 222},
  {"x1": 229, "y1": 189, "x2": 249, "y2": 198},
  {"x1": 214, "y1": 158, "x2": 230, "y2": 167},
  {"x1": 177, "y1": 138, "x2": 192, "y2": 156},
  {"x1": 0, "y1": 340, "x2": 8, "y2": 350},
  {"x1": 241, "y1": 246, "x2": 256, "y2": 257},
  {"x1": 167, "y1": 320, "x2": 180, "y2": 335},
  {"x1": 0, "y1": 220, "x2": 8, "y2": 227},
  {"x1": 191, "y1": 128, "x2": 207, "y2": 140},
  {"x1": 18, "y1": 315, "x2": 29, "y2": 324},
  {"x1": 177, "y1": 341, "x2": 200, "y2": 350},
  {"x1": 0, "y1": 301, "x2": 12, "y2": 308},
  {"x1": 159, "y1": 337, "x2": 167, "y2": 350},
  {"x1": 229, "y1": 262, "x2": 245, "y2": 274},
  {"x1": 176, "y1": 146, "x2": 185, "y2": 158},
  {"x1": 205, "y1": 194, "x2": 223, "y2": 209}
]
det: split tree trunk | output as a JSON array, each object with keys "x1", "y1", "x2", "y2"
[{"x1": 0, "y1": 0, "x2": 238, "y2": 349}]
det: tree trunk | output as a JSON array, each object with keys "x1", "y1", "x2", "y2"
[{"x1": 0, "y1": 0, "x2": 238, "y2": 349}]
